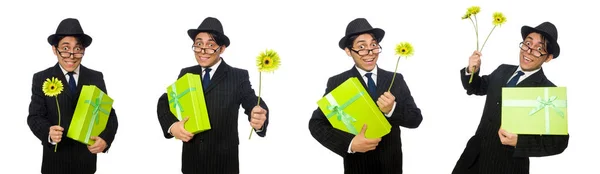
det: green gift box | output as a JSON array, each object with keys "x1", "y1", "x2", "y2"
[
  {"x1": 166, "y1": 73, "x2": 211, "y2": 134},
  {"x1": 67, "y1": 85, "x2": 113, "y2": 145},
  {"x1": 501, "y1": 87, "x2": 568, "y2": 135},
  {"x1": 317, "y1": 77, "x2": 391, "y2": 138}
]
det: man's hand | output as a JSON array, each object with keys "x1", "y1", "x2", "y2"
[
  {"x1": 377, "y1": 92, "x2": 396, "y2": 114},
  {"x1": 49, "y1": 125, "x2": 64, "y2": 143},
  {"x1": 498, "y1": 128, "x2": 518, "y2": 147},
  {"x1": 468, "y1": 50, "x2": 482, "y2": 73},
  {"x1": 170, "y1": 117, "x2": 194, "y2": 142},
  {"x1": 88, "y1": 136, "x2": 107, "y2": 154},
  {"x1": 350, "y1": 124, "x2": 382, "y2": 153},
  {"x1": 250, "y1": 106, "x2": 267, "y2": 130}
]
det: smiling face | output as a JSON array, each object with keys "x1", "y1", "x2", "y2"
[
  {"x1": 193, "y1": 32, "x2": 225, "y2": 68},
  {"x1": 52, "y1": 36, "x2": 84, "y2": 72},
  {"x1": 519, "y1": 32, "x2": 553, "y2": 71},
  {"x1": 344, "y1": 33, "x2": 380, "y2": 71}
]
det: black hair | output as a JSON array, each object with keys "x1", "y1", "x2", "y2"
[
  {"x1": 195, "y1": 32, "x2": 225, "y2": 47},
  {"x1": 345, "y1": 32, "x2": 377, "y2": 49},
  {"x1": 52, "y1": 35, "x2": 84, "y2": 48}
]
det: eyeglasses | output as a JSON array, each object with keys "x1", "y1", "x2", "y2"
[
  {"x1": 192, "y1": 45, "x2": 221, "y2": 54},
  {"x1": 350, "y1": 45, "x2": 382, "y2": 56},
  {"x1": 519, "y1": 41, "x2": 547, "y2": 58},
  {"x1": 56, "y1": 50, "x2": 84, "y2": 58}
]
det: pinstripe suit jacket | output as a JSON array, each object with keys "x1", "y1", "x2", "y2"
[
  {"x1": 157, "y1": 59, "x2": 269, "y2": 174},
  {"x1": 309, "y1": 66, "x2": 423, "y2": 174},
  {"x1": 452, "y1": 64, "x2": 569, "y2": 174},
  {"x1": 27, "y1": 63, "x2": 119, "y2": 174}
]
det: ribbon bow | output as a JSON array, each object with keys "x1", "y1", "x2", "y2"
[
  {"x1": 325, "y1": 92, "x2": 364, "y2": 135},
  {"x1": 168, "y1": 83, "x2": 196, "y2": 120},
  {"x1": 528, "y1": 96, "x2": 565, "y2": 118},
  {"x1": 84, "y1": 92, "x2": 112, "y2": 144}
]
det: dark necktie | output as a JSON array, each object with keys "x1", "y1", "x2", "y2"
[
  {"x1": 365, "y1": 72, "x2": 377, "y2": 97},
  {"x1": 67, "y1": 72, "x2": 76, "y2": 95},
  {"x1": 203, "y1": 68, "x2": 212, "y2": 89},
  {"x1": 506, "y1": 70, "x2": 525, "y2": 87}
]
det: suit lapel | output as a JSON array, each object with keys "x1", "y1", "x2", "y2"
[
  {"x1": 500, "y1": 66, "x2": 519, "y2": 87},
  {"x1": 75, "y1": 65, "x2": 91, "y2": 98},
  {"x1": 350, "y1": 67, "x2": 369, "y2": 90},
  {"x1": 376, "y1": 67, "x2": 391, "y2": 96},
  {"x1": 203, "y1": 60, "x2": 229, "y2": 93}
]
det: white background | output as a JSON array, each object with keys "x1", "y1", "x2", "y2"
[{"x1": 1, "y1": 0, "x2": 598, "y2": 173}]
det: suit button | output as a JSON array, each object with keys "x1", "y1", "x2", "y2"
[
  {"x1": 198, "y1": 139, "x2": 203, "y2": 143},
  {"x1": 497, "y1": 102, "x2": 500, "y2": 105}
]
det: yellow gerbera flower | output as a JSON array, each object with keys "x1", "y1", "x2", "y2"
[
  {"x1": 395, "y1": 42, "x2": 414, "y2": 58},
  {"x1": 256, "y1": 49, "x2": 281, "y2": 73},
  {"x1": 42, "y1": 77, "x2": 64, "y2": 97},
  {"x1": 467, "y1": 6, "x2": 481, "y2": 15},
  {"x1": 492, "y1": 12, "x2": 507, "y2": 26}
]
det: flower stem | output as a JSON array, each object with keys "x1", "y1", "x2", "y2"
[
  {"x1": 388, "y1": 56, "x2": 401, "y2": 92},
  {"x1": 474, "y1": 15, "x2": 479, "y2": 51},
  {"x1": 469, "y1": 68, "x2": 475, "y2": 84},
  {"x1": 54, "y1": 97, "x2": 61, "y2": 152},
  {"x1": 480, "y1": 26, "x2": 497, "y2": 53},
  {"x1": 250, "y1": 72, "x2": 262, "y2": 140}
]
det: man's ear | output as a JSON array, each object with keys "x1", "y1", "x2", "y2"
[
  {"x1": 344, "y1": 48, "x2": 351, "y2": 57},
  {"x1": 220, "y1": 45, "x2": 227, "y2": 54},
  {"x1": 52, "y1": 46, "x2": 57, "y2": 56},
  {"x1": 545, "y1": 54, "x2": 554, "y2": 63}
]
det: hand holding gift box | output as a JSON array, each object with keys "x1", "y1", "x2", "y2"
[
  {"x1": 501, "y1": 87, "x2": 568, "y2": 135},
  {"x1": 67, "y1": 85, "x2": 113, "y2": 146},
  {"x1": 167, "y1": 73, "x2": 211, "y2": 135},
  {"x1": 317, "y1": 77, "x2": 391, "y2": 138}
]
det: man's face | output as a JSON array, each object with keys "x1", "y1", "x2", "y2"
[
  {"x1": 193, "y1": 32, "x2": 225, "y2": 67},
  {"x1": 53, "y1": 36, "x2": 83, "y2": 72},
  {"x1": 519, "y1": 32, "x2": 553, "y2": 71},
  {"x1": 344, "y1": 33, "x2": 380, "y2": 71}
]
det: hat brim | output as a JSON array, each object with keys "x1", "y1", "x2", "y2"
[
  {"x1": 521, "y1": 26, "x2": 560, "y2": 58},
  {"x1": 47, "y1": 34, "x2": 93, "y2": 48},
  {"x1": 339, "y1": 28, "x2": 385, "y2": 50},
  {"x1": 187, "y1": 28, "x2": 230, "y2": 47}
]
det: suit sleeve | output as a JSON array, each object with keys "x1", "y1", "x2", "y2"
[
  {"x1": 156, "y1": 69, "x2": 187, "y2": 139},
  {"x1": 308, "y1": 78, "x2": 354, "y2": 157},
  {"x1": 239, "y1": 70, "x2": 269, "y2": 137},
  {"x1": 387, "y1": 73, "x2": 422, "y2": 128},
  {"x1": 27, "y1": 73, "x2": 54, "y2": 148},
  {"x1": 460, "y1": 67, "x2": 490, "y2": 96},
  {"x1": 97, "y1": 72, "x2": 119, "y2": 153},
  {"x1": 513, "y1": 134, "x2": 569, "y2": 157}
]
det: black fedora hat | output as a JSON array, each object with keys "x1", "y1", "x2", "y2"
[
  {"x1": 47, "y1": 18, "x2": 92, "y2": 48},
  {"x1": 187, "y1": 17, "x2": 230, "y2": 47},
  {"x1": 339, "y1": 18, "x2": 385, "y2": 50},
  {"x1": 521, "y1": 22, "x2": 560, "y2": 58}
]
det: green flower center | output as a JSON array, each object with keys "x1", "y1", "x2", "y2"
[
  {"x1": 264, "y1": 58, "x2": 271, "y2": 65},
  {"x1": 402, "y1": 49, "x2": 406, "y2": 53},
  {"x1": 51, "y1": 85, "x2": 55, "y2": 90}
]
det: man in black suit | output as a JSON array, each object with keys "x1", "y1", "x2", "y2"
[
  {"x1": 156, "y1": 17, "x2": 269, "y2": 174},
  {"x1": 452, "y1": 22, "x2": 569, "y2": 174},
  {"x1": 27, "y1": 18, "x2": 119, "y2": 174},
  {"x1": 308, "y1": 18, "x2": 423, "y2": 174}
]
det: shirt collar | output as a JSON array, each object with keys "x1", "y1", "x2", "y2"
[
  {"x1": 355, "y1": 65, "x2": 378, "y2": 77},
  {"x1": 202, "y1": 57, "x2": 222, "y2": 73},
  {"x1": 59, "y1": 64, "x2": 80, "y2": 75},
  {"x1": 516, "y1": 66, "x2": 541, "y2": 77}
]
